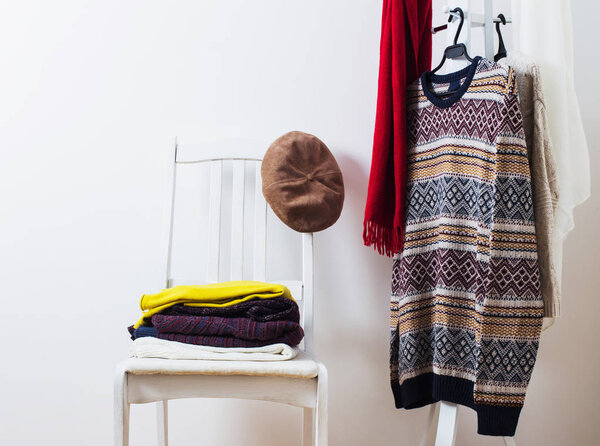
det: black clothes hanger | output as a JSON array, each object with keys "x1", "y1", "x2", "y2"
[
  {"x1": 494, "y1": 14, "x2": 508, "y2": 62},
  {"x1": 430, "y1": 7, "x2": 474, "y2": 75}
]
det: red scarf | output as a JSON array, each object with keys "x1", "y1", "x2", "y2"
[{"x1": 363, "y1": 0, "x2": 432, "y2": 256}]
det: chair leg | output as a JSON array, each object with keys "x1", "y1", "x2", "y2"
[
  {"x1": 157, "y1": 400, "x2": 169, "y2": 446},
  {"x1": 434, "y1": 401, "x2": 458, "y2": 446},
  {"x1": 420, "y1": 403, "x2": 441, "y2": 446},
  {"x1": 303, "y1": 408, "x2": 315, "y2": 446},
  {"x1": 503, "y1": 437, "x2": 517, "y2": 446},
  {"x1": 114, "y1": 368, "x2": 130, "y2": 446},
  {"x1": 315, "y1": 364, "x2": 328, "y2": 446}
]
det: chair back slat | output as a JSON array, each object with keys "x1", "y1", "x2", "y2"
[
  {"x1": 207, "y1": 161, "x2": 223, "y2": 283},
  {"x1": 230, "y1": 161, "x2": 246, "y2": 280},
  {"x1": 301, "y1": 233, "x2": 314, "y2": 353},
  {"x1": 165, "y1": 141, "x2": 315, "y2": 353},
  {"x1": 253, "y1": 162, "x2": 267, "y2": 281},
  {"x1": 162, "y1": 141, "x2": 178, "y2": 287}
]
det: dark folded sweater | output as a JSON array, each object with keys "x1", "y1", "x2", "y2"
[
  {"x1": 128, "y1": 314, "x2": 304, "y2": 348},
  {"x1": 161, "y1": 297, "x2": 300, "y2": 323}
]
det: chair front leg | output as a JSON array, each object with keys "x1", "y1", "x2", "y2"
[
  {"x1": 114, "y1": 368, "x2": 130, "y2": 446},
  {"x1": 157, "y1": 400, "x2": 169, "y2": 446},
  {"x1": 315, "y1": 364, "x2": 328, "y2": 446},
  {"x1": 303, "y1": 407, "x2": 315, "y2": 446}
]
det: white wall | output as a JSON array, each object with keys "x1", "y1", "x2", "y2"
[{"x1": 0, "y1": 1, "x2": 598, "y2": 445}]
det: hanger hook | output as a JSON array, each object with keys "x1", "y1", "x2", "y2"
[
  {"x1": 494, "y1": 13, "x2": 508, "y2": 62},
  {"x1": 448, "y1": 7, "x2": 465, "y2": 46},
  {"x1": 495, "y1": 14, "x2": 507, "y2": 44}
]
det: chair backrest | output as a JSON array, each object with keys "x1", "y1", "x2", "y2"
[{"x1": 161, "y1": 139, "x2": 315, "y2": 353}]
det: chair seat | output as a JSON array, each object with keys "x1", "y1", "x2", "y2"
[{"x1": 121, "y1": 350, "x2": 320, "y2": 379}]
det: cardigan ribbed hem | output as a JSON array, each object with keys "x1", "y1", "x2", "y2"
[
  {"x1": 391, "y1": 373, "x2": 522, "y2": 436},
  {"x1": 391, "y1": 373, "x2": 473, "y2": 409},
  {"x1": 475, "y1": 404, "x2": 521, "y2": 437}
]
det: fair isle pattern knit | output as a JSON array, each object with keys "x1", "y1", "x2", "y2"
[{"x1": 390, "y1": 58, "x2": 544, "y2": 437}]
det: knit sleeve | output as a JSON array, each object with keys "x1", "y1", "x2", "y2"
[
  {"x1": 473, "y1": 67, "x2": 545, "y2": 436},
  {"x1": 532, "y1": 64, "x2": 560, "y2": 211},
  {"x1": 532, "y1": 65, "x2": 561, "y2": 316},
  {"x1": 532, "y1": 99, "x2": 561, "y2": 316}
]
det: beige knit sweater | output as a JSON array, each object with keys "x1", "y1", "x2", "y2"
[{"x1": 506, "y1": 52, "x2": 560, "y2": 317}]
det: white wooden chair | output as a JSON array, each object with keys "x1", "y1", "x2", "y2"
[{"x1": 114, "y1": 140, "x2": 328, "y2": 446}]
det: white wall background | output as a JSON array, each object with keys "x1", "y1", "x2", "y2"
[{"x1": 1, "y1": 1, "x2": 598, "y2": 445}]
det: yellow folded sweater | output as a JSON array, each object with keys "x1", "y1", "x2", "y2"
[{"x1": 133, "y1": 280, "x2": 293, "y2": 328}]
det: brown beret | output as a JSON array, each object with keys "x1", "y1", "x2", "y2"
[{"x1": 261, "y1": 131, "x2": 344, "y2": 233}]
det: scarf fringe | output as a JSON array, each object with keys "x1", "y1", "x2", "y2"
[{"x1": 362, "y1": 220, "x2": 403, "y2": 257}]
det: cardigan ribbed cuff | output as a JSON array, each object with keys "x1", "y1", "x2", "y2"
[
  {"x1": 391, "y1": 373, "x2": 473, "y2": 409},
  {"x1": 475, "y1": 404, "x2": 522, "y2": 437},
  {"x1": 544, "y1": 301, "x2": 561, "y2": 317}
]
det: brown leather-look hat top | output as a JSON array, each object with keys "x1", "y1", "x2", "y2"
[{"x1": 261, "y1": 131, "x2": 344, "y2": 233}]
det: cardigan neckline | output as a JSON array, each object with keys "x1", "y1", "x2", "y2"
[{"x1": 420, "y1": 56, "x2": 482, "y2": 109}]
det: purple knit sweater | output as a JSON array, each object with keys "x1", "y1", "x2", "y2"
[
  {"x1": 161, "y1": 297, "x2": 300, "y2": 322},
  {"x1": 150, "y1": 314, "x2": 304, "y2": 348}
]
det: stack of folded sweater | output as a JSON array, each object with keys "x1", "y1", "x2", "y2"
[{"x1": 128, "y1": 281, "x2": 304, "y2": 360}]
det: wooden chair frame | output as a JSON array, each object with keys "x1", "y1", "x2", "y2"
[{"x1": 114, "y1": 139, "x2": 328, "y2": 446}]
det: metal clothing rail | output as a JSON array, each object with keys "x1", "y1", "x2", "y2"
[{"x1": 421, "y1": 1, "x2": 516, "y2": 446}]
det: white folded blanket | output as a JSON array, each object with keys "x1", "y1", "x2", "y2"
[{"x1": 129, "y1": 337, "x2": 299, "y2": 361}]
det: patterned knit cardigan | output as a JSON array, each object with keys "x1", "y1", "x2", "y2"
[{"x1": 390, "y1": 58, "x2": 544, "y2": 437}]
